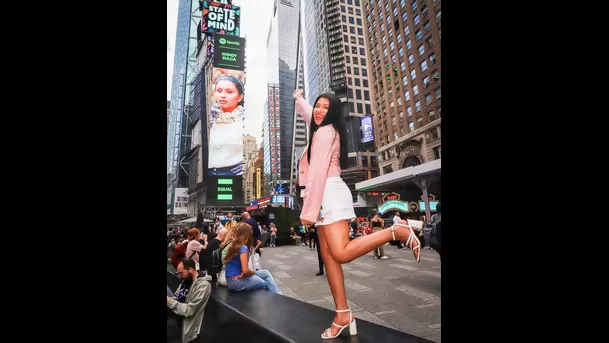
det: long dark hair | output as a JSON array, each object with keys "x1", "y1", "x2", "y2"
[{"x1": 307, "y1": 93, "x2": 348, "y2": 170}]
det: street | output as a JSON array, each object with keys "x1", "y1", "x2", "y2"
[{"x1": 259, "y1": 244, "x2": 441, "y2": 342}]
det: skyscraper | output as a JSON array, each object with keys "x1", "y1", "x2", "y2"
[
  {"x1": 167, "y1": 0, "x2": 203, "y2": 198},
  {"x1": 363, "y1": 0, "x2": 441, "y2": 174},
  {"x1": 263, "y1": 0, "x2": 301, "y2": 195}
]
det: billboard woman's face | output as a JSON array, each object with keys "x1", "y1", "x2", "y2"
[{"x1": 215, "y1": 80, "x2": 243, "y2": 113}]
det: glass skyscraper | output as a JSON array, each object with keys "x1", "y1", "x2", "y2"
[
  {"x1": 167, "y1": 0, "x2": 202, "y2": 192},
  {"x1": 263, "y1": 0, "x2": 301, "y2": 193}
]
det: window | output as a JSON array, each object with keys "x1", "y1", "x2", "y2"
[
  {"x1": 417, "y1": 117, "x2": 423, "y2": 128},
  {"x1": 423, "y1": 76, "x2": 430, "y2": 88},
  {"x1": 418, "y1": 45, "x2": 425, "y2": 56},
  {"x1": 408, "y1": 54, "x2": 414, "y2": 64},
  {"x1": 399, "y1": 111, "x2": 404, "y2": 118},
  {"x1": 387, "y1": 16, "x2": 392, "y2": 25},
  {"x1": 413, "y1": 84, "x2": 419, "y2": 95},
  {"x1": 384, "y1": 48, "x2": 388, "y2": 57},
  {"x1": 399, "y1": 47, "x2": 404, "y2": 57},
  {"x1": 344, "y1": 35, "x2": 348, "y2": 42},
  {"x1": 358, "y1": 28, "x2": 363, "y2": 35},
  {"x1": 348, "y1": 7, "x2": 353, "y2": 14},
  {"x1": 394, "y1": 132, "x2": 399, "y2": 141},
  {"x1": 353, "y1": 57, "x2": 358, "y2": 64},
  {"x1": 433, "y1": 146, "x2": 441, "y2": 159},
  {"x1": 401, "y1": 60, "x2": 406, "y2": 71},
  {"x1": 411, "y1": 68, "x2": 417, "y2": 80},
  {"x1": 402, "y1": 11, "x2": 408, "y2": 22},
  {"x1": 381, "y1": 23, "x2": 385, "y2": 31},
  {"x1": 427, "y1": 37, "x2": 433, "y2": 49},
  {"x1": 402, "y1": 75, "x2": 408, "y2": 85},
  {"x1": 357, "y1": 18, "x2": 362, "y2": 25},
  {"x1": 414, "y1": 14, "x2": 420, "y2": 25},
  {"x1": 422, "y1": 4, "x2": 428, "y2": 17},
  {"x1": 406, "y1": 39, "x2": 412, "y2": 50},
  {"x1": 366, "y1": 103, "x2": 371, "y2": 114},
  {"x1": 391, "y1": 54, "x2": 397, "y2": 63},
  {"x1": 385, "y1": 3, "x2": 390, "y2": 12},
  {"x1": 393, "y1": 7, "x2": 398, "y2": 18},
  {"x1": 362, "y1": 68, "x2": 367, "y2": 76},
  {"x1": 436, "y1": 9, "x2": 441, "y2": 23},
  {"x1": 401, "y1": 0, "x2": 406, "y2": 8},
  {"x1": 428, "y1": 110, "x2": 436, "y2": 121},
  {"x1": 407, "y1": 106, "x2": 412, "y2": 116},
  {"x1": 411, "y1": 1, "x2": 418, "y2": 11},
  {"x1": 409, "y1": 121, "x2": 414, "y2": 131},
  {"x1": 397, "y1": 96, "x2": 402, "y2": 106},
  {"x1": 415, "y1": 100, "x2": 421, "y2": 112},
  {"x1": 363, "y1": 79, "x2": 369, "y2": 87},
  {"x1": 430, "y1": 53, "x2": 436, "y2": 65},
  {"x1": 416, "y1": 29, "x2": 422, "y2": 40},
  {"x1": 342, "y1": 15, "x2": 347, "y2": 22},
  {"x1": 388, "y1": 28, "x2": 393, "y2": 36},
  {"x1": 355, "y1": 78, "x2": 361, "y2": 86},
  {"x1": 364, "y1": 90, "x2": 370, "y2": 100},
  {"x1": 404, "y1": 90, "x2": 410, "y2": 101},
  {"x1": 421, "y1": 60, "x2": 428, "y2": 71},
  {"x1": 404, "y1": 25, "x2": 410, "y2": 35},
  {"x1": 425, "y1": 93, "x2": 433, "y2": 104},
  {"x1": 382, "y1": 36, "x2": 387, "y2": 44},
  {"x1": 435, "y1": 87, "x2": 441, "y2": 99},
  {"x1": 390, "y1": 41, "x2": 395, "y2": 50},
  {"x1": 424, "y1": 21, "x2": 431, "y2": 33},
  {"x1": 354, "y1": 67, "x2": 360, "y2": 75}
]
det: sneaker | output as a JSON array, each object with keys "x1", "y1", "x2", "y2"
[{"x1": 380, "y1": 256, "x2": 389, "y2": 260}]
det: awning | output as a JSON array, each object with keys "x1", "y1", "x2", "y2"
[
  {"x1": 176, "y1": 217, "x2": 214, "y2": 224},
  {"x1": 356, "y1": 159, "x2": 441, "y2": 192}
]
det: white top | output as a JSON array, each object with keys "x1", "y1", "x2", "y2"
[{"x1": 208, "y1": 106, "x2": 244, "y2": 169}]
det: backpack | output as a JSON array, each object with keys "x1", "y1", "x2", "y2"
[
  {"x1": 425, "y1": 219, "x2": 441, "y2": 247},
  {"x1": 171, "y1": 240, "x2": 189, "y2": 268},
  {"x1": 211, "y1": 244, "x2": 227, "y2": 270}
]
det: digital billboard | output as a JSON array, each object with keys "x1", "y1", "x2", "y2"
[
  {"x1": 212, "y1": 34, "x2": 245, "y2": 71},
  {"x1": 207, "y1": 67, "x2": 245, "y2": 176},
  {"x1": 202, "y1": 1, "x2": 241, "y2": 36},
  {"x1": 361, "y1": 115, "x2": 374, "y2": 143}
]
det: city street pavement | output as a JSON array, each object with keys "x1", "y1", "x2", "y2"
[
  {"x1": 260, "y1": 244, "x2": 441, "y2": 342},
  {"x1": 168, "y1": 244, "x2": 441, "y2": 342}
]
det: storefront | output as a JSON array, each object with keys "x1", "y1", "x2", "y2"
[{"x1": 356, "y1": 159, "x2": 441, "y2": 221}]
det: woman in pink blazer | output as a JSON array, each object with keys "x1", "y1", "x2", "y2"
[{"x1": 293, "y1": 89, "x2": 421, "y2": 340}]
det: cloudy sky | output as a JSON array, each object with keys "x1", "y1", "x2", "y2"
[{"x1": 167, "y1": 0, "x2": 275, "y2": 147}]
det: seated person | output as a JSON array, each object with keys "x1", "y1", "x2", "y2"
[
  {"x1": 167, "y1": 258, "x2": 213, "y2": 343},
  {"x1": 224, "y1": 222, "x2": 283, "y2": 294}
]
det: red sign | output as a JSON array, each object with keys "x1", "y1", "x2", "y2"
[
  {"x1": 382, "y1": 192, "x2": 401, "y2": 202},
  {"x1": 246, "y1": 205, "x2": 258, "y2": 211}
]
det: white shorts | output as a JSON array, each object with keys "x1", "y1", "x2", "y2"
[{"x1": 316, "y1": 177, "x2": 356, "y2": 226}]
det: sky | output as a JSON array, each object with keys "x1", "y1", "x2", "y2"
[{"x1": 167, "y1": 0, "x2": 275, "y2": 147}]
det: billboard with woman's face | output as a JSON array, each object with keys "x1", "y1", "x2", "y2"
[{"x1": 207, "y1": 67, "x2": 245, "y2": 176}]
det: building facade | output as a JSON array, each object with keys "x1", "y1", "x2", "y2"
[{"x1": 363, "y1": 0, "x2": 441, "y2": 174}]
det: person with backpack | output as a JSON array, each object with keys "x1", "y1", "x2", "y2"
[{"x1": 426, "y1": 203, "x2": 441, "y2": 259}]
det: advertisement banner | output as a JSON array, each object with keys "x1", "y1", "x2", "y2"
[
  {"x1": 361, "y1": 115, "x2": 374, "y2": 143},
  {"x1": 202, "y1": 1, "x2": 241, "y2": 36},
  {"x1": 212, "y1": 34, "x2": 246, "y2": 71},
  {"x1": 207, "y1": 67, "x2": 245, "y2": 176},
  {"x1": 173, "y1": 188, "x2": 188, "y2": 215}
]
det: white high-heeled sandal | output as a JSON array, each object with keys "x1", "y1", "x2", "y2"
[
  {"x1": 392, "y1": 223, "x2": 421, "y2": 263},
  {"x1": 321, "y1": 309, "x2": 357, "y2": 339}
]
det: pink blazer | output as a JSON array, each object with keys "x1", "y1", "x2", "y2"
[{"x1": 295, "y1": 97, "x2": 343, "y2": 223}]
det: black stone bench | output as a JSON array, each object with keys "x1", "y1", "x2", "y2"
[{"x1": 168, "y1": 269, "x2": 434, "y2": 342}]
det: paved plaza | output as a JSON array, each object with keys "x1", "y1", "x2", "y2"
[{"x1": 259, "y1": 244, "x2": 441, "y2": 342}]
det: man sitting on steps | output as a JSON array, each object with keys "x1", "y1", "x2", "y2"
[{"x1": 167, "y1": 258, "x2": 213, "y2": 343}]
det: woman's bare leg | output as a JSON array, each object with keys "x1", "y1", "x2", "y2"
[
  {"x1": 317, "y1": 224, "x2": 352, "y2": 337},
  {"x1": 323, "y1": 219, "x2": 419, "y2": 264}
]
